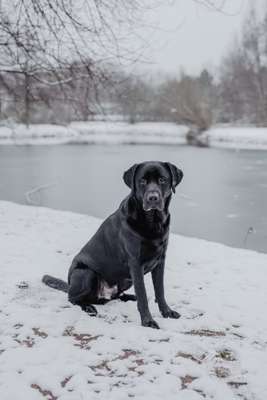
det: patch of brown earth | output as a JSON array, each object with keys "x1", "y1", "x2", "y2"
[{"x1": 180, "y1": 375, "x2": 198, "y2": 389}]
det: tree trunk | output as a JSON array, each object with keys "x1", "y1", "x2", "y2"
[
  {"x1": 186, "y1": 126, "x2": 209, "y2": 147},
  {"x1": 24, "y1": 72, "x2": 30, "y2": 127}
]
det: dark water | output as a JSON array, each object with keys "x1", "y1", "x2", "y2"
[{"x1": 0, "y1": 144, "x2": 267, "y2": 253}]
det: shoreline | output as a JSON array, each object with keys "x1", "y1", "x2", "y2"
[{"x1": 0, "y1": 121, "x2": 267, "y2": 150}]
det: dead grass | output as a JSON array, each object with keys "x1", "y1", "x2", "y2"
[
  {"x1": 62, "y1": 326, "x2": 102, "y2": 349},
  {"x1": 116, "y1": 349, "x2": 140, "y2": 360},
  {"x1": 32, "y1": 327, "x2": 48, "y2": 338},
  {"x1": 90, "y1": 349, "x2": 145, "y2": 378},
  {"x1": 184, "y1": 329, "x2": 226, "y2": 337},
  {"x1": 214, "y1": 366, "x2": 231, "y2": 378},
  {"x1": 231, "y1": 332, "x2": 245, "y2": 339},
  {"x1": 216, "y1": 349, "x2": 236, "y2": 362},
  {"x1": 14, "y1": 323, "x2": 23, "y2": 329},
  {"x1": 90, "y1": 359, "x2": 112, "y2": 375},
  {"x1": 31, "y1": 384, "x2": 57, "y2": 400},
  {"x1": 60, "y1": 375, "x2": 73, "y2": 388},
  {"x1": 176, "y1": 351, "x2": 206, "y2": 364},
  {"x1": 14, "y1": 337, "x2": 35, "y2": 348},
  {"x1": 194, "y1": 389, "x2": 207, "y2": 398},
  {"x1": 117, "y1": 349, "x2": 144, "y2": 376},
  {"x1": 149, "y1": 338, "x2": 170, "y2": 343},
  {"x1": 228, "y1": 381, "x2": 248, "y2": 389}
]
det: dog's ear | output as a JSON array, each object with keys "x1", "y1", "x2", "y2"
[
  {"x1": 164, "y1": 162, "x2": 183, "y2": 193},
  {"x1": 123, "y1": 164, "x2": 138, "y2": 190}
]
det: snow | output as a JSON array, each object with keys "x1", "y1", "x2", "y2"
[
  {"x1": 1, "y1": 201, "x2": 267, "y2": 400},
  {"x1": 202, "y1": 126, "x2": 267, "y2": 150},
  {"x1": 0, "y1": 124, "x2": 78, "y2": 145},
  {"x1": 1, "y1": 122, "x2": 267, "y2": 149},
  {"x1": 0, "y1": 122, "x2": 188, "y2": 146},
  {"x1": 69, "y1": 122, "x2": 188, "y2": 145}
]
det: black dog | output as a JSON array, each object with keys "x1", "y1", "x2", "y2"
[{"x1": 42, "y1": 161, "x2": 183, "y2": 329}]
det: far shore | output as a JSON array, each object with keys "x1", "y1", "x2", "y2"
[{"x1": 1, "y1": 121, "x2": 267, "y2": 150}]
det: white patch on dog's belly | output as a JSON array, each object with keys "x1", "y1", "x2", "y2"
[{"x1": 98, "y1": 280, "x2": 118, "y2": 300}]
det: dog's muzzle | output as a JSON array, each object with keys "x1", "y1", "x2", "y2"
[{"x1": 143, "y1": 191, "x2": 163, "y2": 211}]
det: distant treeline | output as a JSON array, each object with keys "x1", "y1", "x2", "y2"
[{"x1": 1, "y1": 6, "x2": 267, "y2": 132}]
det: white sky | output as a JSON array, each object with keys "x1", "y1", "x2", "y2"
[{"x1": 136, "y1": 0, "x2": 264, "y2": 76}]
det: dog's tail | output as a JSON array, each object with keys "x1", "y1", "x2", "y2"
[{"x1": 42, "y1": 274, "x2": 69, "y2": 293}]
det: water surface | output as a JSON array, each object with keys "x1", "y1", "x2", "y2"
[{"x1": 0, "y1": 144, "x2": 266, "y2": 253}]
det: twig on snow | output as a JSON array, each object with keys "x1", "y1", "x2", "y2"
[{"x1": 25, "y1": 182, "x2": 57, "y2": 205}]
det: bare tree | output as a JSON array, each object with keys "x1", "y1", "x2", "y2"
[
  {"x1": 220, "y1": 6, "x2": 267, "y2": 126},
  {"x1": 0, "y1": 0, "x2": 153, "y2": 123},
  {"x1": 157, "y1": 69, "x2": 217, "y2": 145},
  {"x1": 0, "y1": 0, "x2": 239, "y2": 124},
  {"x1": 113, "y1": 73, "x2": 156, "y2": 123}
]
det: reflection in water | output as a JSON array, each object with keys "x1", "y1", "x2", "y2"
[{"x1": 0, "y1": 144, "x2": 267, "y2": 253}]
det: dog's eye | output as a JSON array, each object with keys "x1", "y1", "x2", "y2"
[
  {"x1": 140, "y1": 178, "x2": 147, "y2": 186},
  {"x1": 159, "y1": 177, "x2": 167, "y2": 184}
]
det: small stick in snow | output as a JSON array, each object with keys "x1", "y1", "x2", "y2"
[
  {"x1": 16, "y1": 281, "x2": 29, "y2": 289},
  {"x1": 243, "y1": 226, "x2": 255, "y2": 248},
  {"x1": 25, "y1": 182, "x2": 57, "y2": 205}
]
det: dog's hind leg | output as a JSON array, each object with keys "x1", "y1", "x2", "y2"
[
  {"x1": 68, "y1": 268, "x2": 99, "y2": 316},
  {"x1": 116, "y1": 279, "x2": 136, "y2": 302}
]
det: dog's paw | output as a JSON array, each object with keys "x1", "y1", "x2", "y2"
[
  {"x1": 82, "y1": 304, "x2": 98, "y2": 316},
  {"x1": 142, "y1": 318, "x2": 160, "y2": 329},
  {"x1": 161, "y1": 308, "x2": 181, "y2": 319},
  {"x1": 119, "y1": 293, "x2": 137, "y2": 302}
]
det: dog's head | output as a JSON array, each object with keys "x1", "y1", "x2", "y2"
[{"x1": 123, "y1": 161, "x2": 183, "y2": 212}]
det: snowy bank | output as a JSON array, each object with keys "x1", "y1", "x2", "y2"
[
  {"x1": 202, "y1": 126, "x2": 267, "y2": 150},
  {"x1": 1, "y1": 122, "x2": 267, "y2": 149},
  {"x1": 1, "y1": 201, "x2": 267, "y2": 400},
  {"x1": 69, "y1": 121, "x2": 188, "y2": 145},
  {"x1": 0, "y1": 124, "x2": 78, "y2": 145},
  {"x1": 0, "y1": 122, "x2": 188, "y2": 146}
]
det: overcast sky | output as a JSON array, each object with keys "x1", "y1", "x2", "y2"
[{"x1": 136, "y1": 0, "x2": 264, "y2": 76}]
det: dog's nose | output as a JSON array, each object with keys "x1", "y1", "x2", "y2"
[{"x1": 147, "y1": 191, "x2": 160, "y2": 203}]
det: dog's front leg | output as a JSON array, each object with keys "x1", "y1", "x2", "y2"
[
  {"x1": 130, "y1": 264, "x2": 159, "y2": 329},
  {"x1": 152, "y1": 261, "x2": 181, "y2": 319}
]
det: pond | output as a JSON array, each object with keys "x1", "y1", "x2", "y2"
[{"x1": 0, "y1": 144, "x2": 267, "y2": 253}]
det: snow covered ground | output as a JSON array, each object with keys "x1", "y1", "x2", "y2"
[
  {"x1": 1, "y1": 201, "x2": 267, "y2": 400},
  {"x1": 202, "y1": 126, "x2": 267, "y2": 150},
  {"x1": 0, "y1": 122, "x2": 188, "y2": 146}
]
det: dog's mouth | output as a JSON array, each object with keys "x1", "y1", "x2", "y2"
[{"x1": 143, "y1": 201, "x2": 164, "y2": 212}]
